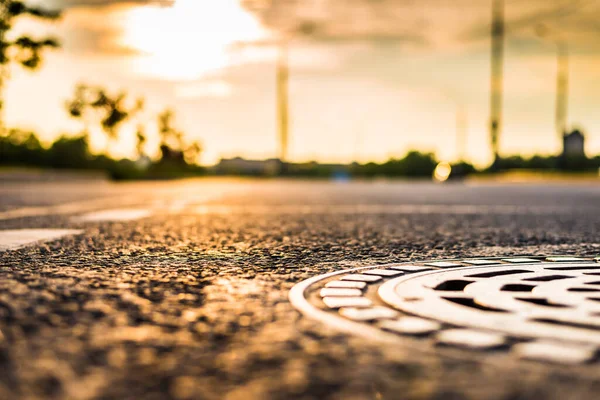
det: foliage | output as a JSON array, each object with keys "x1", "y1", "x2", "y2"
[
  {"x1": 0, "y1": 129, "x2": 97, "y2": 169},
  {"x1": 350, "y1": 151, "x2": 438, "y2": 178},
  {"x1": 485, "y1": 155, "x2": 600, "y2": 172},
  {"x1": 4, "y1": 127, "x2": 600, "y2": 181},
  {"x1": 0, "y1": 1, "x2": 60, "y2": 125},
  {"x1": 0, "y1": 85, "x2": 206, "y2": 180},
  {"x1": 216, "y1": 151, "x2": 442, "y2": 179},
  {"x1": 156, "y1": 108, "x2": 202, "y2": 165},
  {"x1": 0, "y1": 129, "x2": 204, "y2": 180},
  {"x1": 0, "y1": 1, "x2": 60, "y2": 69},
  {"x1": 63, "y1": 86, "x2": 203, "y2": 172},
  {"x1": 66, "y1": 84, "x2": 144, "y2": 143},
  {"x1": 0, "y1": 129, "x2": 46, "y2": 166},
  {"x1": 135, "y1": 125, "x2": 146, "y2": 157},
  {"x1": 452, "y1": 161, "x2": 477, "y2": 175}
]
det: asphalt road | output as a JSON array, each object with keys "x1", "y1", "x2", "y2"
[{"x1": 1, "y1": 178, "x2": 600, "y2": 400}]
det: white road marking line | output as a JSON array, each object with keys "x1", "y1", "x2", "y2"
[
  {"x1": 0, "y1": 184, "x2": 247, "y2": 222},
  {"x1": 0, "y1": 196, "x2": 140, "y2": 221},
  {"x1": 72, "y1": 209, "x2": 153, "y2": 223},
  {"x1": 0, "y1": 229, "x2": 83, "y2": 251}
]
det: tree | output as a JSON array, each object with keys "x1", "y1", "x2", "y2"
[
  {"x1": 135, "y1": 124, "x2": 147, "y2": 158},
  {"x1": 48, "y1": 135, "x2": 90, "y2": 169},
  {"x1": 66, "y1": 84, "x2": 144, "y2": 153},
  {"x1": 0, "y1": 1, "x2": 60, "y2": 130},
  {"x1": 184, "y1": 141, "x2": 202, "y2": 165},
  {"x1": 157, "y1": 109, "x2": 184, "y2": 151},
  {"x1": 156, "y1": 109, "x2": 202, "y2": 165}
]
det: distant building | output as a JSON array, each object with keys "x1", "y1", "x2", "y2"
[
  {"x1": 214, "y1": 157, "x2": 283, "y2": 176},
  {"x1": 562, "y1": 129, "x2": 585, "y2": 158},
  {"x1": 134, "y1": 155, "x2": 152, "y2": 171}
]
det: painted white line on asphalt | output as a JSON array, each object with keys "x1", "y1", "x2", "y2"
[
  {"x1": 0, "y1": 196, "x2": 141, "y2": 221},
  {"x1": 72, "y1": 208, "x2": 153, "y2": 223},
  {"x1": 152, "y1": 199, "x2": 191, "y2": 213},
  {"x1": 0, "y1": 229, "x2": 83, "y2": 251},
  {"x1": 0, "y1": 184, "x2": 247, "y2": 223}
]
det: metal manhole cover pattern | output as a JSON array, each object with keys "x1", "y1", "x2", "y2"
[{"x1": 289, "y1": 256, "x2": 600, "y2": 365}]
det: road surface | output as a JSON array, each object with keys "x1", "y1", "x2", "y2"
[{"x1": 1, "y1": 178, "x2": 599, "y2": 399}]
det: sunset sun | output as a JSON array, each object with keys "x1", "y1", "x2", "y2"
[{"x1": 121, "y1": 0, "x2": 268, "y2": 81}]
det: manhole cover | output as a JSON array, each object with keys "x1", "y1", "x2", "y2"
[{"x1": 289, "y1": 255, "x2": 600, "y2": 365}]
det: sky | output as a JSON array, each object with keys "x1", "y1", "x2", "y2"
[{"x1": 6, "y1": 0, "x2": 600, "y2": 166}]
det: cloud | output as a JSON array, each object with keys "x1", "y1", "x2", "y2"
[
  {"x1": 46, "y1": 4, "x2": 141, "y2": 56},
  {"x1": 242, "y1": 0, "x2": 600, "y2": 51},
  {"x1": 32, "y1": 0, "x2": 600, "y2": 63},
  {"x1": 453, "y1": 0, "x2": 600, "y2": 51},
  {"x1": 61, "y1": 23, "x2": 138, "y2": 56},
  {"x1": 241, "y1": 0, "x2": 440, "y2": 46},
  {"x1": 37, "y1": 0, "x2": 171, "y2": 10}
]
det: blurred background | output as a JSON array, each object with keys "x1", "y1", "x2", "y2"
[{"x1": 1, "y1": 0, "x2": 599, "y2": 181}]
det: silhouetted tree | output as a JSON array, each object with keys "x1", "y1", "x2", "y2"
[
  {"x1": 48, "y1": 135, "x2": 90, "y2": 169},
  {"x1": 157, "y1": 109, "x2": 202, "y2": 165},
  {"x1": 184, "y1": 141, "x2": 202, "y2": 165},
  {"x1": 157, "y1": 109, "x2": 184, "y2": 151},
  {"x1": 66, "y1": 84, "x2": 144, "y2": 152},
  {"x1": 135, "y1": 124, "x2": 147, "y2": 157},
  {"x1": 0, "y1": 128, "x2": 44, "y2": 165},
  {"x1": 0, "y1": 1, "x2": 60, "y2": 130}
]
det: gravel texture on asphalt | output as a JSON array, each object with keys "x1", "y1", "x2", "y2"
[{"x1": 1, "y1": 180, "x2": 600, "y2": 400}]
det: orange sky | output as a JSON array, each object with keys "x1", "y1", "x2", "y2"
[{"x1": 7, "y1": 0, "x2": 600, "y2": 166}]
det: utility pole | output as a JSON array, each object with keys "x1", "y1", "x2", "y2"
[
  {"x1": 535, "y1": 24, "x2": 570, "y2": 145},
  {"x1": 276, "y1": 42, "x2": 289, "y2": 162},
  {"x1": 555, "y1": 42, "x2": 569, "y2": 139},
  {"x1": 489, "y1": 0, "x2": 505, "y2": 166},
  {"x1": 456, "y1": 106, "x2": 467, "y2": 162}
]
